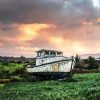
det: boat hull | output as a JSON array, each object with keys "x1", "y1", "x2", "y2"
[
  {"x1": 30, "y1": 72, "x2": 71, "y2": 79},
  {"x1": 26, "y1": 59, "x2": 74, "y2": 79}
]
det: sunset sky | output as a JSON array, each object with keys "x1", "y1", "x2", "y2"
[{"x1": 0, "y1": 0, "x2": 100, "y2": 57}]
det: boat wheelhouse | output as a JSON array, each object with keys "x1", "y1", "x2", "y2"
[{"x1": 26, "y1": 49, "x2": 74, "y2": 79}]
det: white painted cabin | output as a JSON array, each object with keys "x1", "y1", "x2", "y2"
[{"x1": 36, "y1": 49, "x2": 67, "y2": 65}]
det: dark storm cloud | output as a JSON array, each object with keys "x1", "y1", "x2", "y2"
[
  {"x1": 0, "y1": 0, "x2": 100, "y2": 27},
  {"x1": 0, "y1": 0, "x2": 64, "y2": 23},
  {"x1": 0, "y1": 23, "x2": 19, "y2": 39},
  {"x1": 0, "y1": 23, "x2": 18, "y2": 31},
  {"x1": 58, "y1": 0, "x2": 100, "y2": 28}
]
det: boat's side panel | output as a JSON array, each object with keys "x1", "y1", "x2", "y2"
[
  {"x1": 36, "y1": 56, "x2": 67, "y2": 66},
  {"x1": 26, "y1": 60, "x2": 73, "y2": 73}
]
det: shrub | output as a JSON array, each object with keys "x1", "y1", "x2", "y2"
[{"x1": 87, "y1": 56, "x2": 99, "y2": 70}]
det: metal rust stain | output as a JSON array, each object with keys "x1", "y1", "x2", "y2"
[
  {"x1": 26, "y1": 59, "x2": 74, "y2": 73},
  {"x1": 52, "y1": 63, "x2": 60, "y2": 72}
]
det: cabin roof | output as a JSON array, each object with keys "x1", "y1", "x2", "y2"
[{"x1": 36, "y1": 49, "x2": 62, "y2": 54}]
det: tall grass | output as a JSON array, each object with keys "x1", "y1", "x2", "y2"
[{"x1": 0, "y1": 73, "x2": 100, "y2": 100}]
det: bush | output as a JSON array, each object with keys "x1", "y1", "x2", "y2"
[
  {"x1": 0, "y1": 62, "x2": 25, "y2": 78},
  {"x1": 74, "y1": 54, "x2": 84, "y2": 69},
  {"x1": 87, "y1": 56, "x2": 99, "y2": 70}
]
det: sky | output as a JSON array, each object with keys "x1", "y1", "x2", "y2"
[{"x1": 0, "y1": 0, "x2": 100, "y2": 57}]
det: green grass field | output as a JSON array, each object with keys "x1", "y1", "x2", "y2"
[{"x1": 0, "y1": 73, "x2": 100, "y2": 100}]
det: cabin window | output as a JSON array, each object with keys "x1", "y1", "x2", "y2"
[
  {"x1": 45, "y1": 51, "x2": 49, "y2": 55},
  {"x1": 42, "y1": 59, "x2": 44, "y2": 63},
  {"x1": 57, "y1": 52, "x2": 62, "y2": 56},
  {"x1": 50, "y1": 52, "x2": 56, "y2": 56}
]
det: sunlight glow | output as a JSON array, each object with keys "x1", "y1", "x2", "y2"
[
  {"x1": 49, "y1": 36, "x2": 88, "y2": 56},
  {"x1": 72, "y1": 42, "x2": 87, "y2": 54},
  {"x1": 96, "y1": 18, "x2": 100, "y2": 22},
  {"x1": 18, "y1": 24, "x2": 50, "y2": 41},
  {"x1": 91, "y1": 0, "x2": 100, "y2": 8}
]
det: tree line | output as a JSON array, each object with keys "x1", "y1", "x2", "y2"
[
  {"x1": 75, "y1": 54, "x2": 100, "y2": 70},
  {"x1": 0, "y1": 55, "x2": 100, "y2": 80},
  {"x1": 0, "y1": 56, "x2": 36, "y2": 65}
]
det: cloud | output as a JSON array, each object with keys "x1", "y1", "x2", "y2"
[
  {"x1": 0, "y1": 0, "x2": 100, "y2": 57},
  {"x1": 0, "y1": 21, "x2": 100, "y2": 57},
  {"x1": 17, "y1": 23, "x2": 52, "y2": 41},
  {"x1": 0, "y1": 0, "x2": 100, "y2": 27},
  {"x1": 91, "y1": 0, "x2": 100, "y2": 8},
  {"x1": 0, "y1": 23, "x2": 56, "y2": 56},
  {"x1": 0, "y1": 23, "x2": 53, "y2": 44},
  {"x1": 0, "y1": 46, "x2": 39, "y2": 57},
  {"x1": 0, "y1": 0, "x2": 64, "y2": 24}
]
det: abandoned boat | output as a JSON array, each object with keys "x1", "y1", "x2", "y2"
[{"x1": 26, "y1": 49, "x2": 75, "y2": 79}]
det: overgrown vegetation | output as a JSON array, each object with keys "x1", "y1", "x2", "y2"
[
  {"x1": 0, "y1": 55, "x2": 100, "y2": 81},
  {"x1": 0, "y1": 62, "x2": 25, "y2": 78},
  {"x1": 0, "y1": 73, "x2": 100, "y2": 100},
  {"x1": 0, "y1": 56, "x2": 36, "y2": 79},
  {"x1": 75, "y1": 55, "x2": 100, "y2": 70},
  {"x1": 0, "y1": 56, "x2": 100, "y2": 99}
]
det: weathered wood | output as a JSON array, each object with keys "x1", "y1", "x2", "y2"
[{"x1": 70, "y1": 56, "x2": 75, "y2": 78}]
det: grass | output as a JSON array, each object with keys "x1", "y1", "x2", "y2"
[
  {"x1": 0, "y1": 73, "x2": 100, "y2": 100},
  {"x1": 0, "y1": 62, "x2": 24, "y2": 74}
]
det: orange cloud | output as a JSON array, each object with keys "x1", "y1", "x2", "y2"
[
  {"x1": 81, "y1": 21, "x2": 93, "y2": 25},
  {"x1": 0, "y1": 22, "x2": 100, "y2": 57},
  {"x1": 0, "y1": 42, "x2": 3, "y2": 47},
  {"x1": 15, "y1": 46, "x2": 39, "y2": 56},
  {"x1": 17, "y1": 23, "x2": 51, "y2": 41},
  {"x1": 0, "y1": 46, "x2": 39, "y2": 57},
  {"x1": 96, "y1": 18, "x2": 100, "y2": 22},
  {"x1": 81, "y1": 17, "x2": 100, "y2": 26}
]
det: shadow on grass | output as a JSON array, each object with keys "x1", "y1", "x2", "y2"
[{"x1": 0, "y1": 75, "x2": 78, "y2": 83}]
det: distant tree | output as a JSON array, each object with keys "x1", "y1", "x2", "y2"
[
  {"x1": 19, "y1": 56, "x2": 26, "y2": 63},
  {"x1": 16, "y1": 60, "x2": 22, "y2": 64},
  {"x1": 84, "y1": 59, "x2": 89, "y2": 64},
  {"x1": 87, "y1": 56, "x2": 99, "y2": 70},
  {"x1": 2, "y1": 60, "x2": 9, "y2": 66},
  {"x1": 74, "y1": 54, "x2": 83, "y2": 69}
]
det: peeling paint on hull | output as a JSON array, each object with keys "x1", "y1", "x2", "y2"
[
  {"x1": 27, "y1": 60, "x2": 73, "y2": 72},
  {"x1": 26, "y1": 60, "x2": 74, "y2": 79}
]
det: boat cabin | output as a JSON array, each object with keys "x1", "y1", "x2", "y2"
[
  {"x1": 36, "y1": 49, "x2": 65, "y2": 66},
  {"x1": 36, "y1": 49, "x2": 63, "y2": 57}
]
